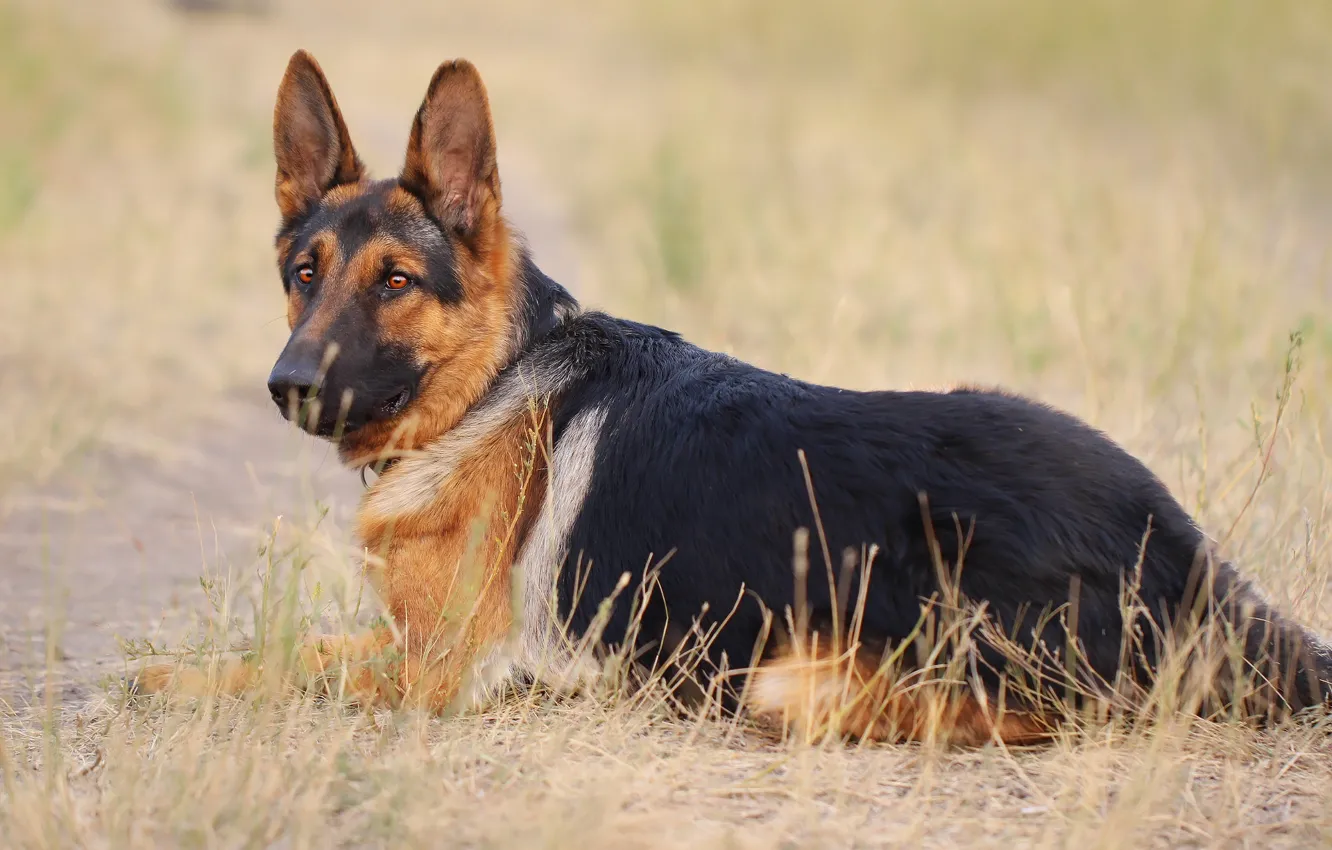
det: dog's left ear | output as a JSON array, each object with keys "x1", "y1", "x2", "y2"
[{"x1": 400, "y1": 60, "x2": 501, "y2": 248}]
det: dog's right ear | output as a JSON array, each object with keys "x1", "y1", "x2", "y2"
[
  {"x1": 400, "y1": 60, "x2": 500, "y2": 247},
  {"x1": 272, "y1": 50, "x2": 364, "y2": 224}
]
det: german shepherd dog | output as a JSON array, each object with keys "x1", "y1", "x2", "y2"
[{"x1": 132, "y1": 51, "x2": 1332, "y2": 745}]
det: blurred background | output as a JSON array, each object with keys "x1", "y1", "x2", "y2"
[{"x1": 2, "y1": 0, "x2": 1332, "y2": 696}]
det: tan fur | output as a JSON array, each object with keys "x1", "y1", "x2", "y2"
[
  {"x1": 360, "y1": 407, "x2": 548, "y2": 710},
  {"x1": 320, "y1": 182, "x2": 369, "y2": 209},
  {"x1": 751, "y1": 644, "x2": 1053, "y2": 747},
  {"x1": 343, "y1": 234, "x2": 430, "y2": 284},
  {"x1": 131, "y1": 628, "x2": 398, "y2": 705},
  {"x1": 285, "y1": 229, "x2": 347, "y2": 337}
]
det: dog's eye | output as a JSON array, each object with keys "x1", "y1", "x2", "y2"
[
  {"x1": 385, "y1": 273, "x2": 412, "y2": 291},
  {"x1": 295, "y1": 265, "x2": 315, "y2": 287}
]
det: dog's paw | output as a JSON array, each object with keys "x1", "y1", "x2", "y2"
[{"x1": 124, "y1": 663, "x2": 178, "y2": 698}]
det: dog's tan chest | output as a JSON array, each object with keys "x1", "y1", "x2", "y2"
[{"x1": 353, "y1": 412, "x2": 547, "y2": 697}]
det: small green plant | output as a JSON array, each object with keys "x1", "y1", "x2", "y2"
[{"x1": 646, "y1": 139, "x2": 707, "y2": 295}]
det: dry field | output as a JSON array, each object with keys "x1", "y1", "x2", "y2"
[{"x1": 3, "y1": 0, "x2": 1332, "y2": 846}]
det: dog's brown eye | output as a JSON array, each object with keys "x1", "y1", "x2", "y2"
[
  {"x1": 296, "y1": 266, "x2": 315, "y2": 286},
  {"x1": 386, "y1": 273, "x2": 411, "y2": 291}
]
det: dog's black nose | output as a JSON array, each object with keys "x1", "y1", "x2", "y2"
[
  {"x1": 268, "y1": 375, "x2": 314, "y2": 407},
  {"x1": 267, "y1": 359, "x2": 321, "y2": 410}
]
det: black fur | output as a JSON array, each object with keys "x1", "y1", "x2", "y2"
[
  {"x1": 512, "y1": 247, "x2": 577, "y2": 352},
  {"x1": 510, "y1": 262, "x2": 1332, "y2": 718}
]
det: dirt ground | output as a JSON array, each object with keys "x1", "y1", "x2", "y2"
[{"x1": 0, "y1": 393, "x2": 349, "y2": 702}]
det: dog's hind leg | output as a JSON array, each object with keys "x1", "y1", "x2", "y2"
[{"x1": 749, "y1": 642, "x2": 1054, "y2": 747}]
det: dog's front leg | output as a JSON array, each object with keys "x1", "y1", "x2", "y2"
[
  {"x1": 128, "y1": 625, "x2": 400, "y2": 705},
  {"x1": 369, "y1": 530, "x2": 520, "y2": 714},
  {"x1": 127, "y1": 555, "x2": 514, "y2": 712}
]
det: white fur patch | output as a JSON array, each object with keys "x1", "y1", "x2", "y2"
[
  {"x1": 449, "y1": 406, "x2": 606, "y2": 710},
  {"x1": 509, "y1": 406, "x2": 607, "y2": 690}
]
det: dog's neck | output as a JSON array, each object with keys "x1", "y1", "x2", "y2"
[
  {"x1": 358, "y1": 265, "x2": 580, "y2": 517},
  {"x1": 508, "y1": 246, "x2": 580, "y2": 356}
]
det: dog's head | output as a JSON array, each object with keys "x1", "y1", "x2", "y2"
[{"x1": 266, "y1": 51, "x2": 520, "y2": 466}]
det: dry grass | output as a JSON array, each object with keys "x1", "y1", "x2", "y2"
[
  {"x1": 4, "y1": 0, "x2": 1332, "y2": 846},
  {"x1": 0, "y1": 0, "x2": 294, "y2": 498}
]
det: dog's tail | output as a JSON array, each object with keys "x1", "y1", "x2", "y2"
[{"x1": 1185, "y1": 559, "x2": 1332, "y2": 719}]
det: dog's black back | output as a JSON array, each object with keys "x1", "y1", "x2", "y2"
[{"x1": 539, "y1": 310, "x2": 1327, "y2": 714}]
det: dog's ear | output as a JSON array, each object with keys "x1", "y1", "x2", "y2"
[
  {"x1": 400, "y1": 60, "x2": 501, "y2": 247},
  {"x1": 272, "y1": 50, "x2": 364, "y2": 224}
]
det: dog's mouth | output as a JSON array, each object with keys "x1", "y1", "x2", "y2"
[
  {"x1": 378, "y1": 387, "x2": 412, "y2": 419},
  {"x1": 275, "y1": 385, "x2": 414, "y2": 439}
]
